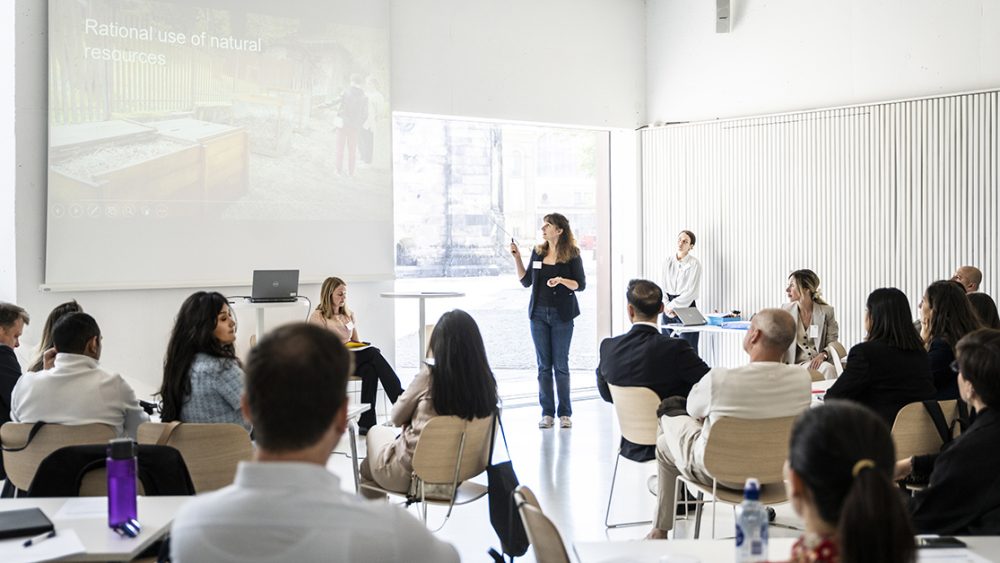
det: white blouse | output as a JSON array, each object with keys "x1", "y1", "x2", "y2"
[{"x1": 662, "y1": 253, "x2": 703, "y2": 311}]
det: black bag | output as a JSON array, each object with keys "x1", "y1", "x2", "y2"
[{"x1": 487, "y1": 414, "x2": 529, "y2": 559}]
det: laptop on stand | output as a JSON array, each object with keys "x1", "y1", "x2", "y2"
[{"x1": 250, "y1": 270, "x2": 299, "y2": 303}]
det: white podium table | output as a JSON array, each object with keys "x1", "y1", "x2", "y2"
[
  {"x1": 380, "y1": 291, "x2": 464, "y2": 365},
  {"x1": 231, "y1": 298, "x2": 311, "y2": 340}
]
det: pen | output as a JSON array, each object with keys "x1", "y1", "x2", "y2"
[{"x1": 23, "y1": 529, "x2": 56, "y2": 547}]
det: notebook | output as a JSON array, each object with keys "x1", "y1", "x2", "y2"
[
  {"x1": 250, "y1": 270, "x2": 299, "y2": 303},
  {"x1": 0, "y1": 508, "x2": 54, "y2": 539}
]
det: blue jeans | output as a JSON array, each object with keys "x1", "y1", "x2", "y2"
[{"x1": 530, "y1": 305, "x2": 574, "y2": 417}]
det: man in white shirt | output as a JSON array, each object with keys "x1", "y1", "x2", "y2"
[
  {"x1": 11, "y1": 312, "x2": 147, "y2": 437},
  {"x1": 170, "y1": 323, "x2": 459, "y2": 563},
  {"x1": 647, "y1": 308, "x2": 812, "y2": 539}
]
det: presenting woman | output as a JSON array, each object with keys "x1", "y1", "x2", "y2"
[
  {"x1": 511, "y1": 213, "x2": 585, "y2": 429},
  {"x1": 160, "y1": 291, "x2": 250, "y2": 432},
  {"x1": 309, "y1": 276, "x2": 403, "y2": 434},
  {"x1": 783, "y1": 269, "x2": 839, "y2": 380},
  {"x1": 661, "y1": 230, "x2": 702, "y2": 352},
  {"x1": 360, "y1": 309, "x2": 498, "y2": 496}
]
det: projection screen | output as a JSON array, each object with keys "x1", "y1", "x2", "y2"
[{"x1": 46, "y1": 0, "x2": 392, "y2": 289}]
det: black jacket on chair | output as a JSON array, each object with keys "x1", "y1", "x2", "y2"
[
  {"x1": 910, "y1": 408, "x2": 1000, "y2": 535},
  {"x1": 824, "y1": 340, "x2": 936, "y2": 426},
  {"x1": 596, "y1": 324, "x2": 709, "y2": 461},
  {"x1": 0, "y1": 345, "x2": 23, "y2": 481},
  {"x1": 27, "y1": 444, "x2": 196, "y2": 497}
]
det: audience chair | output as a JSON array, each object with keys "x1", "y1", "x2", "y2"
[
  {"x1": 807, "y1": 369, "x2": 825, "y2": 382},
  {"x1": 675, "y1": 416, "x2": 797, "y2": 538},
  {"x1": 605, "y1": 384, "x2": 660, "y2": 528},
  {"x1": 826, "y1": 341, "x2": 848, "y2": 376},
  {"x1": 137, "y1": 422, "x2": 253, "y2": 493},
  {"x1": 27, "y1": 444, "x2": 195, "y2": 497},
  {"x1": 891, "y1": 400, "x2": 959, "y2": 461},
  {"x1": 0, "y1": 422, "x2": 117, "y2": 496},
  {"x1": 360, "y1": 414, "x2": 494, "y2": 528},
  {"x1": 514, "y1": 485, "x2": 571, "y2": 563}
]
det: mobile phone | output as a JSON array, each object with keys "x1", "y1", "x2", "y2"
[{"x1": 917, "y1": 536, "x2": 966, "y2": 548}]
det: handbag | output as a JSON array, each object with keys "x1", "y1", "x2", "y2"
[{"x1": 487, "y1": 413, "x2": 529, "y2": 559}]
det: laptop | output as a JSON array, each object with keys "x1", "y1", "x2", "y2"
[
  {"x1": 250, "y1": 270, "x2": 299, "y2": 303},
  {"x1": 673, "y1": 306, "x2": 708, "y2": 326}
]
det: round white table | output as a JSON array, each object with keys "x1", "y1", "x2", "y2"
[{"x1": 380, "y1": 291, "x2": 464, "y2": 365}]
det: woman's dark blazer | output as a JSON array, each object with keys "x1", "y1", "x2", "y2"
[
  {"x1": 824, "y1": 340, "x2": 936, "y2": 426},
  {"x1": 928, "y1": 337, "x2": 959, "y2": 400},
  {"x1": 519, "y1": 249, "x2": 586, "y2": 322}
]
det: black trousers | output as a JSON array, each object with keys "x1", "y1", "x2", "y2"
[
  {"x1": 662, "y1": 296, "x2": 700, "y2": 353},
  {"x1": 353, "y1": 346, "x2": 404, "y2": 429}
]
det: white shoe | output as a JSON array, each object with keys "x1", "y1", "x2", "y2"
[
  {"x1": 559, "y1": 416, "x2": 572, "y2": 428},
  {"x1": 538, "y1": 416, "x2": 555, "y2": 429}
]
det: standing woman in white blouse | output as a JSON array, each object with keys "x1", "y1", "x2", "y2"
[{"x1": 662, "y1": 230, "x2": 703, "y2": 352}]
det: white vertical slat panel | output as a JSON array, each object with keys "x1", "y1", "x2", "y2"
[{"x1": 639, "y1": 89, "x2": 1000, "y2": 368}]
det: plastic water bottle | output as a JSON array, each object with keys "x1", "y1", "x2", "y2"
[
  {"x1": 107, "y1": 438, "x2": 138, "y2": 530},
  {"x1": 735, "y1": 477, "x2": 768, "y2": 562}
]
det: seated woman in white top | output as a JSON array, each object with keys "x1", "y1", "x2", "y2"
[
  {"x1": 308, "y1": 276, "x2": 403, "y2": 434},
  {"x1": 782, "y1": 269, "x2": 839, "y2": 380},
  {"x1": 159, "y1": 292, "x2": 250, "y2": 432},
  {"x1": 359, "y1": 309, "x2": 498, "y2": 496}
]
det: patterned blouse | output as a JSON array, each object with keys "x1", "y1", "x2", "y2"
[{"x1": 783, "y1": 534, "x2": 839, "y2": 563}]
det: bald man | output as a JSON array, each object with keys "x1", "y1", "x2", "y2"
[
  {"x1": 952, "y1": 266, "x2": 983, "y2": 294},
  {"x1": 646, "y1": 308, "x2": 812, "y2": 539}
]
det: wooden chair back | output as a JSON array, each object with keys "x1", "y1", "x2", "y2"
[
  {"x1": 0, "y1": 423, "x2": 117, "y2": 491},
  {"x1": 826, "y1": 341, "x2": 848, "y2": 375},
  {"x1": 807, "y1": 369, "x2": 825, "y2": 382},
  {"x1": 411, "y1": 415, "x2": 494, "y2": 484},
  {"x1": 702, "y1": 416, "x2": 797, "y2": 484},
  {"x1": 514, "y1": 485, "x2": 570, "y2": 563},
  {"x1": 607, "y1": 384, "x2": 661, "y2": 446},
  {"x1": 891, "y1": 400, "x2": 959, "y2": 461},
  {"x1": 137, "y1": 422, "x2": 253, "y2": 492}
]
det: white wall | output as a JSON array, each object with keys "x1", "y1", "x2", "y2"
[
  {"x1": 0, "y1": 0, "x2": 14, "y2": 302},
  {"x1": 647, "y1": 0, "x2": 1000, "y2": 122},
  {"x1": 391, "y1": 0, "x2": 646, "y2": 128},
  {"x1": 11, "y1": 0, "x2": 647, "y2": 393}
]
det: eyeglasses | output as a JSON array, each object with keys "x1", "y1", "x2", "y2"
[{"x1": 950, "y1": 360, "x2": 960, "y2": 374}]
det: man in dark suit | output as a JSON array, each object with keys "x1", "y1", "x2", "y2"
[
  {"x1": 597, "y1": 279, "x2": 710, "y2": 461},
  {"x1": 0, "y1": 302, "x2": 30, "y2": 483}
]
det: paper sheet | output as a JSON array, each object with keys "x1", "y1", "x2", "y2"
[
  {"x1": 54, "y1": 497, "x2": 106, "y2": 519},
  {"x1": 917, "y1": 548, "x2": 994, "y2": 562},
  {"x1": 0, "y1": 529, "x2": 85, "y2": 563}
]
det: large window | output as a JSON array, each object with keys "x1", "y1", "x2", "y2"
[{"x1": 392, "y1": 114, "x2": 608, "y2": 401}]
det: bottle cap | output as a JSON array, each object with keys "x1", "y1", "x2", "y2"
[
  {"x1": 108, "y1": 438, "x2": 137, "y2": 460},
  {"x1": 743, "y1": 477, "x2": 760, "y2": 501}
]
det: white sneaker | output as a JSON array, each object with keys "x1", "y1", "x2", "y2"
[
  {"x1": 538, "y1": 416, "x2": 555, "y2": 429},
  {"x1": 559, "y1": 416, "x2": 572, "y2": 428}
]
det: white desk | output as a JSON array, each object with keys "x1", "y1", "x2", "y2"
[
  {"x1": 344, "y1": 403, "x2": 371, "y2": 494},
  {"x1": 575, "y1": 536, "x2": 1000, "y2": 562},
  {"x1": 664, "y1": 324, "x2": 747, "y2": 335},
  {"x1": 0, "y1": 496, "x2": 190, "y2": 562},
  {"x1": 380, "y1": 291, "x2": 464, "y2": 364},
  {"x1": 231, "y1": 298, "x2": 311, "y2": 341}
]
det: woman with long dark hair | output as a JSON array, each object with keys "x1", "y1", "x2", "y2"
[
  {"x1": 782, "y1": 269, "x2": 839, "y2": 380},
  {"x1": 825, "y1": 288, "x2": 935, "y2": 425},
  {"x1": 159, "y1": 291, "x2": 249, "y2": 431},
  {"x1": 510, "y1": 213, "x2": 586, "y2": 429},
  {"x1": 309, "y1": 276, "x2": 403, "y2": 433},
  {"x1": 784, "y1": 401, "x2": 916, "y2": 563},
  {"x1": 920, "y1": 280, "x2": 982, "y2": 399},
  {"x1": 27, "y1": 300, "x2": 83, "y2": 372},
  {"x1": 360, "y1": 309, "x2": 498, "y2": 495},
  {"x1": 968, "y1": 292, "x2": 1000, "y2": 329}
]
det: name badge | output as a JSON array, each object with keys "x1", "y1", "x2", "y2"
[
  {"x1": 532, "y1": 261, "x2": 542, "y2": 269},
  {"x1": 346, "y1": 321, "x2": 355, "y2": 332},
  {"x1": 808, "y1": 324, "x2": 820, "y2": 339}
]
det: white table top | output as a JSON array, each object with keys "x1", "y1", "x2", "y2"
[
  {"x1": 665, "y1": 324, "x2": 747, "y2": 334},
  {"x1": 379, "y1": 291, "x2": 465, "y2": 298},
  {"x1": 0, "y1": 496, "x2": 191, "y2": 562},
  {"x1": 575, "y1": 536, "x2": 1000, "y2": 562},
  {"x1": 230, "y1": 298, "x2": 309, "y2": 309}
]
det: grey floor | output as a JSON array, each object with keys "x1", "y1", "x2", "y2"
[{"x1": 327, "y1": 396, "x2": 804, "y2": 562}]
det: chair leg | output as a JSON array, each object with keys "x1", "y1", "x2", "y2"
[
  {"x1": 693, "y1": 490, "x2": 704, "y2": 538},
  {"x1": 710, "y1": 480, "x2": 718, "y2": 539},
  {"x1": 604, "y1": 454, "x2": 653, "y2": 528}
]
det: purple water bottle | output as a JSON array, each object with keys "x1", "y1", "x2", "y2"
[{"x1": 107, "y1": 438, "x2": 138, "y2": 532}]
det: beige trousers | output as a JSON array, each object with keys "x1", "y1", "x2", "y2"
[
  {"x1": 653, "y1": 415, "x2": 740, "y2": 531},
  {"x1": 359, "y1": 426, "x2": 412, "y2": 499}
]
